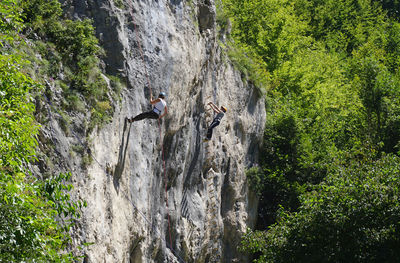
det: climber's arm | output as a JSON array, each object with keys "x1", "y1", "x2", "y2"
[
  {"x1": 150, "y1": 97, "x2": 160, "y2": 105},
  {"x1": 208, "y1": 102, "x2": 221, "y2": 113},
  {"x1": 159, "y1": 106, "x2": 168, "y2": 119}
]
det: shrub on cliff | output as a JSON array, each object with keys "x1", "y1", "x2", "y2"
[
  {"x1": 0, "y1": 1, "x2": 84, "y2": 261},
  {"x1": 19, "y1": 0, "x2": 115, "y2": 132}
]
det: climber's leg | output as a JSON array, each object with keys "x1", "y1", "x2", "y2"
[
  {"x1": 206, "y1": 120, "x2": 220, "y2": 140},
  {"x1": 128, "y1": 111, "x2": 159, "y2": 122}
]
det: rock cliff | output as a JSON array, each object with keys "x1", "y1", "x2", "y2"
[{"x1": 44, "y1": 0, "x2": 266, "y2": 262}]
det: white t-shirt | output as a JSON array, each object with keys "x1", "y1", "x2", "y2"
[{"x1": 153, "y1": 98, "x2": 166, "y2": 115}]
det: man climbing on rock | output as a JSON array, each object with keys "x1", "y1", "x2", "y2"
[
  {"x1": 127, "y1": 92, "x2": 168, "y2": 123},
  {"x1": 204, "y1": 102, "x2": 227, "y2": 142}
]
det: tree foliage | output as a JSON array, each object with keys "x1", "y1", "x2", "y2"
[
  {"x1": 243, "y1": 155, "x2": 400, "y2": 263},
  {"x1": 0, "y1": 0, "x2": 23, "y2": 45},
  {"x1": 220, "y1": 0, "x2": 400, "y2": 261},
  {"x1": 0, "y1": 1, "x2": 84, "y2": 261},
  {"x1": 19, "y1": 0, "x2": 114, "y2": 132}
]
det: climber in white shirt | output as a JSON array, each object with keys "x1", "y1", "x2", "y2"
[{"x1": 127, "y1": 92, "x2": 168, "y2": 123}]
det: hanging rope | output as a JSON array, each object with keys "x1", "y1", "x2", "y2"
[{"x1": 126, "y1": 0, "x2": 174, "y2": 254}]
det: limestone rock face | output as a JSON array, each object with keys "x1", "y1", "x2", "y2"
[{"x1": 49, "y1": 0, "x2": 265, "y2": 262}]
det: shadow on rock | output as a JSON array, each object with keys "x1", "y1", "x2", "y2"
[{"x1": 113, "y1": 119, "x2": 132, "y2": 192}]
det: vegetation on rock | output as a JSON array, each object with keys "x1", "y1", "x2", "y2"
[{"x1": 0, "y1": 0, "x2": 96, "y2": 261}]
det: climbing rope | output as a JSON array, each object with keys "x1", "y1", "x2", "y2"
[{"x1": 126, "y1": 0, "x2": 174, "y2": 256}]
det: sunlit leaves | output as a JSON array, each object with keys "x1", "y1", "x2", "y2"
[
  {"x1": 0, "y1": 0, "x2": 23, "y2": 46},
  {"x1": 0, "y1": 55, "x2": 38, "y2": 172},
  {"x1": 222, "y1": 0, "x2": 400, "y2": 261},
  {"x1": 0, "y1": 1, "x2": 84, "y2": 261},
  {"x1": 260, "y1": 155, "x2": 400, "y2": 263}
]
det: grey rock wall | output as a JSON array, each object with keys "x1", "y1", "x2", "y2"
[{"x1": 47, "y1": 0, "x2": 265, "y2": 262}]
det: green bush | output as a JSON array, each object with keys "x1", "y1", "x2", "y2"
[
  {"x1": 222, "y1": 0, "x2": 400, "y2": 260},
  {"x1": 244, "y1": 155, "x2": 400, "y2": 263},
  {"x1": 0, "y1": 51, "x2": 83, "y2": 261},
  {"x1": 0, "y1": 0, "x2": 23, "y2": 45},
  {"x1": 108, "y1": 75, "x2": 124, "y2": 102},
  {"x1": 52, "y1": 19, "x2": 101, "y2": 68},
  {"x1": 225, "y1": 41, "x2": 268, "y2": 91},
  {"x1": 20, "y1": 0, "x2": 62, "y2": 35},
  {"x1": 114, "y1": 0, "x2": 126, "y2": 9},
  {"x1": 19, "y1": 0, "x2": 117, "y2": 130},
  {"x1": 66, "y1": 93, "x2": 86, "y2": 113}
]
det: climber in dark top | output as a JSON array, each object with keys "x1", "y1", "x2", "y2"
[
  {"x1": 204, "y1": 102, "x2": 227, "y2": 141},
  {"x1": 127, "y1": 92, "x2": 168, "y2": 123}
]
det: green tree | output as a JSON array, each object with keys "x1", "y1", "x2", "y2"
[
  {"x1": 0, "y1": 1, "x2": 84, "y2": 261},
  {"x1": 19, "y1": 0, "x2": 115, "y2": 131},
  {"x1": 220, "y1": 0, "x2": 400, "y2": 261},
  {"x1": 373, "y1": 0, "x2": 400, "y2": 20},
  {"x1": 0, "y1": 0, "x2": 23, "y2": 45},
  {"x1": 0, "y1": 53, "x2": 83, "y2": 262},
  {"x1": 243, "y1": 155, "x2": 400, "y2": 263}
]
